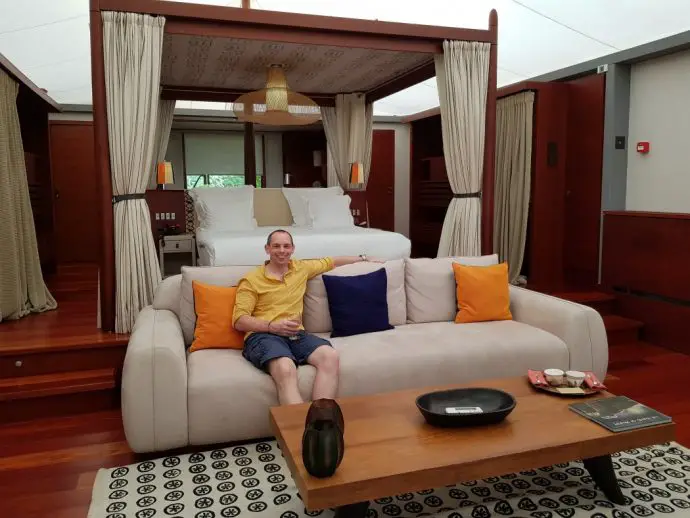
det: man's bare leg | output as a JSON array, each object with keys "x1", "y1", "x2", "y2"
[
  {"x1": 307, "y1": 346, "x2": 340, "y2": 400},
  {"x1": 267, "y1": 357, "x2": 303, "y2": 405}
]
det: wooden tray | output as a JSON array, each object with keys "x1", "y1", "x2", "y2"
[
  {"x1": 527, "y1": 369, "x2": 603, "y2": 397},
  {"x1": 530, "y1": 381, "x2": 600, "y2": 397}
]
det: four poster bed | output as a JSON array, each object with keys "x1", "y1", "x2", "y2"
[{"x1": 89, "y1": 0, "x2": 498, "y2": 332}]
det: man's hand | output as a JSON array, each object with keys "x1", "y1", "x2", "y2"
[{"x1": 269, "y1": 319, "x2": 300, "y2": 337}]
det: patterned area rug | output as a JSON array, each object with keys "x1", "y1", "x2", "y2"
[{"x1": 88, "y1": 440, "x2": 690, "y2": 518}]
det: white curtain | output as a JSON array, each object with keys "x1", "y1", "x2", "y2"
[
  {"x1": 494, "y1": 91, "x2": 535, "y2": 283},
  {"x1": 103, "y1": 11, "x2": 165, "y2": 333},
  {"x1": 435, "y1": 40, "x2": 490, "y2": 257},
  {"x1": 321, "y1": 93, "x2": 373, "y2": 190},
  {"x1": 148, "y1": 98, "x2": 176, "y2": 188},
  {"x1": 0, "y1": 69, "x2": 57, "y2": 322}
]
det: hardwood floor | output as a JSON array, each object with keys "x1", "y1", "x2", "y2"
[
  {"x1": 0, "y1": 264, "x2": 128, "y2": 353},
  {"x1": 0, "y1": 341, "x2": 688, "y2": 517}
]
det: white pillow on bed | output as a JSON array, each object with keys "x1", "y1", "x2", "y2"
[
  {"x1": 307, "y1": 194, "x2": 354, "y2": 229},
  {"x1": 188, "y1": 186, "x2": 256, "y2": 232},
  {"x1": 282, "y1": 186, "x2": 343, "y2": 226}
]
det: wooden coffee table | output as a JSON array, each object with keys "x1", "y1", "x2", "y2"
[{"x1": 270, "y1": 376, "x2": 675, "y2": 518}]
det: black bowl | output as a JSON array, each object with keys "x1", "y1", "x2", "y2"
[{"x1": 416, "y1": 388, "x2": 516, "y2": 427}]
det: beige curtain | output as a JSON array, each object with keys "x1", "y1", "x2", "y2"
[
  {"x1": 0, "y1": 69, "x2": 57, "y2": 322},
  {"x1": 494, "y1": 91, "x2": 535, "y2": 283},
  {"x1": 103, "y1": 11, "x2": 165, "y2": 333},
  {"x1": 435, "y1": 40, "x2": 490, "y2": 257},
  {"x1": 148, "y1": 98, "x2": 176, "y2": 189},
  {"x1": 321, "y1": 93, "x2": 373, "y2": 190}
]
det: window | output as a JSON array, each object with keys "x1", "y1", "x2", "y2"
[
  {"x1": 183, "y1": 132, "x2": 264, "y2": 189},
  {"x1": 185, "y1": 174, "x2": 263, "y2": 189}
]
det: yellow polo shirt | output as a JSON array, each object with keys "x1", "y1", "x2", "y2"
[{"x1": 232, "y1": 258, "x2": 334, "y2": 335}]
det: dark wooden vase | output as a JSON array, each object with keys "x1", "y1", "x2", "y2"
[{"x1": 302, "y1": 398, "x2": 345, "y2": 478}]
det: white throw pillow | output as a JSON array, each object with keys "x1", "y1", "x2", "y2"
[
  {"x1": 282, "y1": 186, "x2": 343, "y2": 226},
  {"x1": 405, "y1": 255, "x2": 500, "y2": 323},
  {"x1": 307, "y1": 194, "x2": 354, "y2": 229},
  {"x1": 188, "y1": 186, "x2": 256, "y2": 232}
]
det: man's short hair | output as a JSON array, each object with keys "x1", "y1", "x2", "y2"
[{"x1": 266, "y1": 229, "x2": 294, "y2": 246}]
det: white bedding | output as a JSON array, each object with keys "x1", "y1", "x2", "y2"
[{"x1": 196, "y1": 226, "x2": 411, "y2": 266}]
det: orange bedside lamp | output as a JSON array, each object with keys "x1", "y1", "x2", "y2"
[{"x1": 157, "y1": 161, "x2": 174, "y2": 190}]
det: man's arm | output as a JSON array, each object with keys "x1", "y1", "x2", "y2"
[
  {"x1": 234, "y1": 314, "x2": 271, "y2": 334},
  {"x1": 332, "y1": 255, "x2": 383, "y2": 267},
  {"x1": 232, "y1": 280, "x2": 266, "y2": 333}
]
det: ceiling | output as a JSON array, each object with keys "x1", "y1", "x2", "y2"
[
  {"x1": 3, "y1": 0, "x2": 690, "y2": 116},
  {"x1": 161, "y1": 34, "x2": 432, "y2": 94}
]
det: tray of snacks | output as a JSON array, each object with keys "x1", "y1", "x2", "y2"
[{"x1": 527, "y1": 369, "x2": 606, "y2": 397}]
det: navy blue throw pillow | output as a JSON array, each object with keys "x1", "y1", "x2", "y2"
[{"x1": 322, "y1": 268, "x2": 393, "y2": 338}]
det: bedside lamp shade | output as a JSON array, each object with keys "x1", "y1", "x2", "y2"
[
  {"x1": 157, "y1": 161, "x2": 174, "y2": 189},
  {"x1": 349, "y1": 162, "x2": 363, "y2": 186}
]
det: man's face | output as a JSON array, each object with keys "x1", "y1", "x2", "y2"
[{"x1": 265, "y1": 232, "x2": 294, "y2": 266}]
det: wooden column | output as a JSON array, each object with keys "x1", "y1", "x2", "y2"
[
  {"x1": 481, "y1": 9, "x2": 498, "y2": 255},
  {"x1": 89, "y1": 1, "x2": 115, "y2": 332},
  {"x1": 244, "y1": 122, "x2": 257, "y2": 186}
]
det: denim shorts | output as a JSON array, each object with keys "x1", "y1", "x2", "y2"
[{"x1": 243, "y1": 331, "x2": 332, "y2": 371}]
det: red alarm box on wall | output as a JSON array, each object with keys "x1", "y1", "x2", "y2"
[{"x1": 636, "y1": 141, "x2": 650, "y2": 153}]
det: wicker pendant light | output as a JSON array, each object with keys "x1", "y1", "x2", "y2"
[{"x1": 232, "y1": 65, "x2": 321, "y2": 126}]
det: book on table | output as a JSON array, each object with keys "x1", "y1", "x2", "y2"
[{"x1": 569, "y1": 396, "x2": 672, "y2": 433}]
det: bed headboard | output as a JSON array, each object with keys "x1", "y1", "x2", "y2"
[
  {"x1": 186, "y1": 188, "x2": 295, "y2": 232},
  {"x1": 254, "y1": 188, "x2": 293, "y2": 226}
]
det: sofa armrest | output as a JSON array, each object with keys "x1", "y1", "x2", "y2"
[
  {"x1": 121, "y1": 306, "x2": 189, "y2": 453},
  {"x1": 509, "y1": 286, "x2": 608, "y2": 380}
]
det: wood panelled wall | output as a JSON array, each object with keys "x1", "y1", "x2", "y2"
[
  {"x1": 408, "y1": 76, "x2": 605, "y2": 282},
  {"x1": 505, "y1": 75, "x2": 605, "y2": 292},
  {"x1": 601, "y1": 211, "x2": 690, "y2": 355},
  {"x1": 282, "y1": 130, "x2": 327, "y2": 187},
  {"x1": 409, "y1": 115, "x2": 449, "y2": 258},
  {"x1": 48, "y1": 121, "x2": 100, "y2": 264}
]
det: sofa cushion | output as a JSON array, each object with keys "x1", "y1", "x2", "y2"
[
  {"x1": 179, "y1": 265, "x2": 257, "y2": 345},
  {"x1": 405, "y1": 255, "x2": 499, "y2": 324},
  {"x1": 323, "y1": 268, "x2": 393, "y2": 337},
  {"x1": 189, "y1": 281, "x2": 244, "y2": 352},
  {"x1": 186, "y1": 320, "x2": 569, "y2": 443},
  {"x1": 187, "y1": 349, "x2": 318, "y2": 445},
  {"x1": 303, "y1": 259, "x2": 406, "y2": 333},
  {"x1": 453, "y1": 262, "x2": 512, "y2": 324},
  {"x1": 327, "y1": 320, "x2": 569, "y2": 398}
]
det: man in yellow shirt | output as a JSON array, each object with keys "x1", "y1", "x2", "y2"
[{"x1": 233, "y1": 229, "x2": 377, "y2": 406}]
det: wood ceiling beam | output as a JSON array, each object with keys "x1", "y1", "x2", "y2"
[
  {"x1": 160, "y1": 86, "x2": 336, "y2": 107},
  {"x1": 164, "y1": 20, "x2": 442, "y2": 54},
  {"x1": 365, "y1": 61, "x2": 436, "y2": 104},
  {"x1": 97, "y1": 0, "x2": 494, "y2": 47}
]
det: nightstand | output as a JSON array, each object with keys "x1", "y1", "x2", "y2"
[{"x1": 159, "y1": 233, "x2": 196, "y2": 277}]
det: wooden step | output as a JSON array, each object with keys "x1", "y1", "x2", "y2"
[
  {"x1": 0, "y1": 369, "x2": 118, "y2": 424},
  {"x1": 553, "y1": 291, "x2": 616, "y2": 315},
  {"x1": 603, "y1": 315, "x2": 643, "y2": 345}
]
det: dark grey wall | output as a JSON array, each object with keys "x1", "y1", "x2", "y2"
[{"x1": 601, "y1": 64, "x2": 631, "y2": 212}]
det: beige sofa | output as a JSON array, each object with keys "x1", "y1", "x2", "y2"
[{"x1": 121, "y1": 255, "x2": 608, "y2": 453}]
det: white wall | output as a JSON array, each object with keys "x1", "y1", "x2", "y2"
[
  {"x1": 373, "y1": 122, "x2": 411, "y2": 236},
  {"x1": 626, "y1": 49, "x2": 690, "y2": 213}
]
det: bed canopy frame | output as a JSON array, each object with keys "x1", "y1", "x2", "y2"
[{"x1": 89, "y1": 0, "x2": 498, "y2": 332}]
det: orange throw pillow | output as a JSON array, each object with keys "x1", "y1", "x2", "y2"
[
  {"x1": 452, "y1": 262, "x2": 512, "y2": 324},
  {"x1": 190, "y1": 281, "x2": 245, "y2": 352}
]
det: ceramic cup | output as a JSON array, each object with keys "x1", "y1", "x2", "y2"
[
  {"x1": 543, "y1": 368, "x2": 565, "y2": 386},
  {"x1": 565, "y1": 370, "x2": 586, "y2": 388}
]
